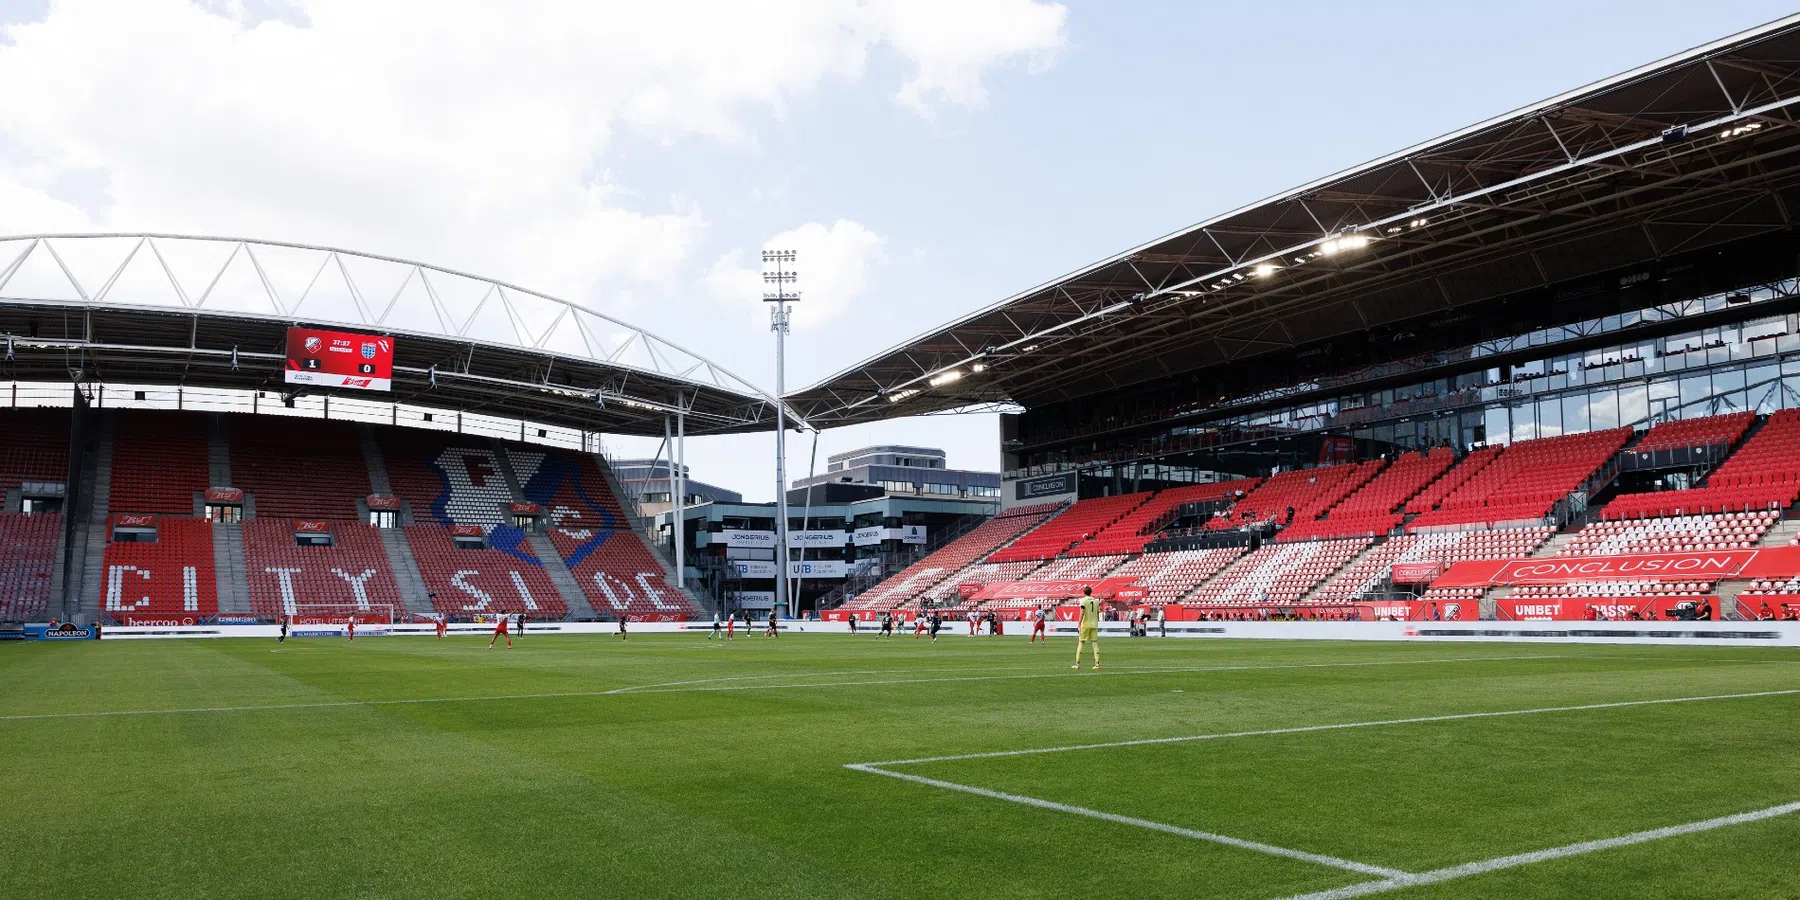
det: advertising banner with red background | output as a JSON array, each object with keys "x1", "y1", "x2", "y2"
[
  {"x1": 449, "y1": 524, "x2": 484, "y2": 537},
  {"x1": 1737, "y1": 596, "x2": 1800, "y2": 620},
  {"x1": 970, "y1": 577, "x2": 1139, "y2": 602},
  {"x1": 205, "y1": 487, "x2": 243, "y2": 503},
  {"x1": 293, "y1": 520, "x2": 330, "y2": 534},
  {"x1": 1497, "y1": 596, "x2": 1716, "y2": 621},
  {"x1": 285, "y1": 327, "x2": 394, "y2": 391},
  {"x1": 1391, "y1": 562, "x2": 1446, "y2": 583},
  {"x1": 1434, "y1": 547, "x2": 1800, "y2": 588},
  {"x1": 366, "y1": 495, "x2": 401, "y2": 511}
]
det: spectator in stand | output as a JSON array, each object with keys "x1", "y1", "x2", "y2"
[
  {"x1": 1758, "y1": 601, "x2": 1775, "y2": 621},
  {"x1": 1695, "y1": 597, "x2": 1714, "y2": 621}
]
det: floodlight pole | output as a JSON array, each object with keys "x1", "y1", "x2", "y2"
[{"x1": 764, "y1": 250, "x2": 798, "y2": 619}]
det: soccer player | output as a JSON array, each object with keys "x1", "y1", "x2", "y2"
[
  {"x1": 277, "y1": 615, "x2": 288, "y2": 644},
  {"x1": 928, "y1": 610, "x2": 942, "y2": 643},
  {"x1": 488, "y1": 613, "x2": 511, "y2": 649},
  {"x1": 967, "y1": 608, "x2": 979, "y2": 636},
  {"x1": 434, "y1": 614, "x2": 447, "y2": 640},
  {"x1": 878, "y1": 611, "x2": 892, "y2": 639},
  {"x1": 766, "y1": 611, "x2": 779, "y2": 638},
  {"x1": 516, "y1": 612, "x2": 526, "y2": 639},
  {"x1": 345, "y1": 615, "x2": 356, "y2": 642},
  {"x1": 708, "y1": 613, "x2": 723, "y2": 640},
  {"x1": 913, "y1": 613, "x2": 927, "y2": 639},
  {"x1": 1030, "y1": 606, "x2": 1047, "y2": 643},
  {"x1": 1072, "y1": 586, "x2": 1100, "y2": 670},
  {"x1": 847, "y1": 615, "x2": 858, "y2": 635},
  {"x1": 619, "y1": 614, "x2": 629, "y2": 641},
  {"x1": 725, "y1": 614, "x2": 736, "y2": 641}
]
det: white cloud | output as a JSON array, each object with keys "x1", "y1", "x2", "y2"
[
  {"x1": 0, "y1": 0, "x2": 1065, "y2": 320},
  {"x1": 704, "y1": 219, "x2": 886, "y2": 329}
]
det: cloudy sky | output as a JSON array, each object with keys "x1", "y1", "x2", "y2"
[{"x1": 2, "y1": 0, "x2": 1796, "y2": 500}]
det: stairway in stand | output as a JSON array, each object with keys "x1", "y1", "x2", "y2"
[{"x1": 1531, "y1": 531, "x2": 1579, "y2": 558}]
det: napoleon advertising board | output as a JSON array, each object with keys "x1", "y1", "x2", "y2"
[{"x1": 285, "y1": 327, "x2": 395, "y2": 392}]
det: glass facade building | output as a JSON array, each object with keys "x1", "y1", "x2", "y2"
[{"x1": 1006, "y1": 281, "x2": 1800, "y2": 487}]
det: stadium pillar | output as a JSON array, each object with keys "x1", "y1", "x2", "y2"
[{"x1": 675, "y1": 408, "x2": 686, "y2": 597}]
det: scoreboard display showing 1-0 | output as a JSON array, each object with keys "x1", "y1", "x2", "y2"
[{"x1": 285, "y1": 327, "x2": 394, "y2": 391}]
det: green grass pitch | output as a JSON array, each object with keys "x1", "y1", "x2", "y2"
[{"x1": 1, "y1": 633, "x2": 1796, "y2": 899}]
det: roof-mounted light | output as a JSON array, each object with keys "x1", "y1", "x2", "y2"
[
  {"x1": 929, "y1": 370, "x2": 963, "y2": 387},
  {"x1": 1319, "y1": 234, "x2": 1371, "y2": 256}
]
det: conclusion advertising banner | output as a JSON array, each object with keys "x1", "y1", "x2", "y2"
[
  {"x1": 1434, "y1": 547, "x2": 1800, "y2": 588},
  {"x1": 1390, "y1": 562, "x2": 1445, "y2": 583},
  {"x1": 972, "y1": 577, "x2": 1138, "y2": 602},
  {"x1": 285, "y1": 327, "x2": 394, "y2": 392}
]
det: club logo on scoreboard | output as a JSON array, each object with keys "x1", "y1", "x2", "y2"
[
  {"x1": 361, "y1": 342, "x2": 377, "y2": 359},
  {"x1": 304, "y1": 336, "x2": 322, "y2": 353}
]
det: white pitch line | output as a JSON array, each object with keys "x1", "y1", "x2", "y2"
[
  {"x1": 1273, "y1": 800, "x2": 1800, "y2": 900},
  {"x1": 845, "y1": 763, "x2": 1409, "y2": 879},
  {"x1": 607, "y1": 654, "x2": 1574, "y2": 695},
  {"x1": 853, "y1": 688, "x2": 1800, "y2": 767}
]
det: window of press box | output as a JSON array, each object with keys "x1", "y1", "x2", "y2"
[
  {"x1": 296, "y1": 532, "x2": 334, "y2": 548},
  {"x1": 205, "y1": 505, "x2": 243, "y2": 523},
  {"x1": 453, "y1": 534, "x2": 486, "y2": 550},
  {"x1": 368, "y1": 510, "x2": 398, "y2": 528}
]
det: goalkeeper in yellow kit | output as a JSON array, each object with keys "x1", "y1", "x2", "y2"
[{"x1": 1072, "y1": 586, "x2": 1101, "y2": 670}]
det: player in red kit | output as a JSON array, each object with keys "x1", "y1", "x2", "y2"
[
  {"x1": 488, "y1": 613, "x2": 511, "y2": 649},
  {"x1": 434, "y1": 615, "x2": 448, "y2": 640},
  {"x1": 1030, "y1": 606, "x2": 1047, "y2": 643},
  {"x1": 345, "y1": 616, "x2": 355, "y2": 642}
]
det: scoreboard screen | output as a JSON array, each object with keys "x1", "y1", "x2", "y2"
[{"x1": 284, "y1": 327, "x2": 394, "y2": 392}]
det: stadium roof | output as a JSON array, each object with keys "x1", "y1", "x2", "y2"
[
  {"x1": 790, "y1": 13, "x2": 1800, "y2": 427},
  {"x1": 0, "y1": 234, "x2": 796, "y2": 436}
]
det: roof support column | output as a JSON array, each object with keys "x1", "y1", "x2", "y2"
[{"x1": 674, "y1": 407, "x2": 686, "y2": 599}]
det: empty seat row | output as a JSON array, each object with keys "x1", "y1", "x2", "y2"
[{"x1": 843, "y1": 505, "x2": 1061, "y2": 608}]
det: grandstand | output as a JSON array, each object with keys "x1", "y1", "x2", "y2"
[
  {"x1": 780, "y1": 15, "x2": 1800, "y2": 626},
  {"x1": 0, "y1": 405, "x2": 702, "y2": 624}
]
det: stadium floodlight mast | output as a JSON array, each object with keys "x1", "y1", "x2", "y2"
[{"x1": 763, "y1": 249, "x2": 799, "y2": 619}]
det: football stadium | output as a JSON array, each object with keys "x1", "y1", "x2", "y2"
[{"x1": 6, "y1": 13, "x2": 1800, "y2": 900}]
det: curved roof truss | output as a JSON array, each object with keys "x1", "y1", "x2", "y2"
[{"x1": 0, "y1": 234, "x2": 799, "y2": 435}]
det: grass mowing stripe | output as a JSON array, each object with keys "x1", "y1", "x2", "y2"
[
  {"x1": 610, "y1": 654, "x2": 1578, "y2": 694},
  {"x1": 843, "y1": 763, "x2": 1411, "y2": 878},
  {"x1": 1273, "y1": 800, "x2": 1800, "y2": 900},
  {"x1": 854, "y1": 688, "x2": 1800, "y2": 766},
  {"x1": 0, "y1": 653, "x2": 1575, "y2": 721}
]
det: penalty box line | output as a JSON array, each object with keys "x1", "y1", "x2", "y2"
[
  {"x1": 843, "y1": 763, "x2": 1408, "y2": 879},
  {"x1": 853, "y1": 688, "x2": 1800, "y2": 767},
  {"x1": 844, "y1": 688, "x2": 1800, "y2": 883},
  {"x1": 1273, "y1": 799, "x2": 1800, "y2": 900}
]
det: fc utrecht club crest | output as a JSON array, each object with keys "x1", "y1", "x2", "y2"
[
  {"x1": 304, "y1": 336, "x2": 322, "y2": 353},
  {"x1": 361, "y1": 342, "x2": 377, "y2": 359}
]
